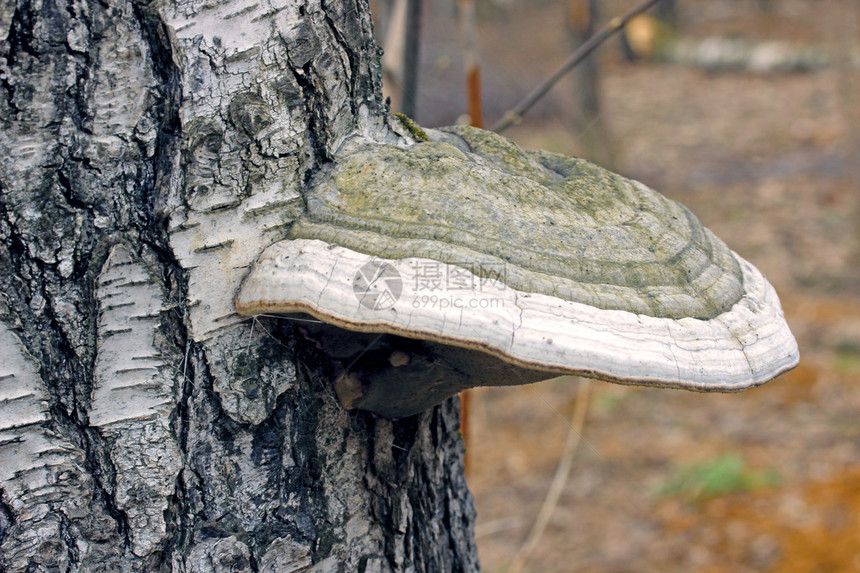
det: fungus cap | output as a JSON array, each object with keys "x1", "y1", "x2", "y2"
[{"x1": 235, "y1": 126, "x2": 798, "y2": 417}]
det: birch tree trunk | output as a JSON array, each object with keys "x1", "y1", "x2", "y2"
[{"x1": 0, "y1": 0, "x2": 478, "y2": 570}]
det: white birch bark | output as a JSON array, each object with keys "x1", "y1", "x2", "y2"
[
  {"x1": 0, "y1": 0, "x2": 478, "y2": 570},
  {"x1": 0, "y1": 315, "x2": 123, "y2": 571}
]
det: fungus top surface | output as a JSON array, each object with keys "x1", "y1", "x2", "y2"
[{"x1": 288, "y1": 125, "x2": 744, "y2": 320}]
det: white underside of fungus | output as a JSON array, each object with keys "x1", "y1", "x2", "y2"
[{"x1": 236, "y1": 238, "x2": 798, "y2": 391}]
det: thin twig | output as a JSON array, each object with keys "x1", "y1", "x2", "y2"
[
  {"x1": 490, "y1": 0, "x2": 662, "y2": 133},
  {"x1": 506, "y1": 378, "x2": 592, "y2": 573}
]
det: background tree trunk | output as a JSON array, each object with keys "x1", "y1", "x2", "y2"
[
  {"x1": 567, "y1": 0, "x2": 615, "y2": 169},
  {"x1": 0, "y1": 0, "x2": 478, "y2": 570}
]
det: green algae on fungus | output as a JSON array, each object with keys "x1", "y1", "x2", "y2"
[
  {"x1": 393, "y1": 112, "x2": 429, "y2": 142},
  {"x1": 291, "y1": 125, "x2": 743, "y2": 320}
]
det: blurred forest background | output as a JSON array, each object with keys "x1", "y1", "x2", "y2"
[{"x1": 372, "y1": 1, "x2": 860, "y2": 571}]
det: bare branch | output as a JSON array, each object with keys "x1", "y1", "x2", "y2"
[{"x1": 491, "y1": 0, "x2": 663, "y2": 133}]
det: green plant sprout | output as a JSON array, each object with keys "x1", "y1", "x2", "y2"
[{"x1": 656, "y1": 452, "x2": 781, "y2": 503}]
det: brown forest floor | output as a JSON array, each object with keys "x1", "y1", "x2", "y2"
[{"x1": 406, "y1": 1, "x2": 860, "y2": 571}]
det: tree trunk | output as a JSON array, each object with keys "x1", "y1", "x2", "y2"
[{"x1": 0, "y1": 0, "x2": 478, "y2": 570}]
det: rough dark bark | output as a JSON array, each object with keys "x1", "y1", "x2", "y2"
[{"x1": 0, "y1": 0, "x2": 478, "y2": 570}]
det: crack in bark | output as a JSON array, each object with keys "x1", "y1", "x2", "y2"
[
  {"x1": 133, "y1": 1, "x2": 184, "y2": 237},
  {"x1": 3, "y1": 0, "x2": 37, "y2": 69},
  {"x1": 322, "y1": 0, "x2": 360, "y2": 119}
]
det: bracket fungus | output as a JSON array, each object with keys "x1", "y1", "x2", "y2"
[{"x1": 235, "y1": 125, "x2": 798, "y2": 419}]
